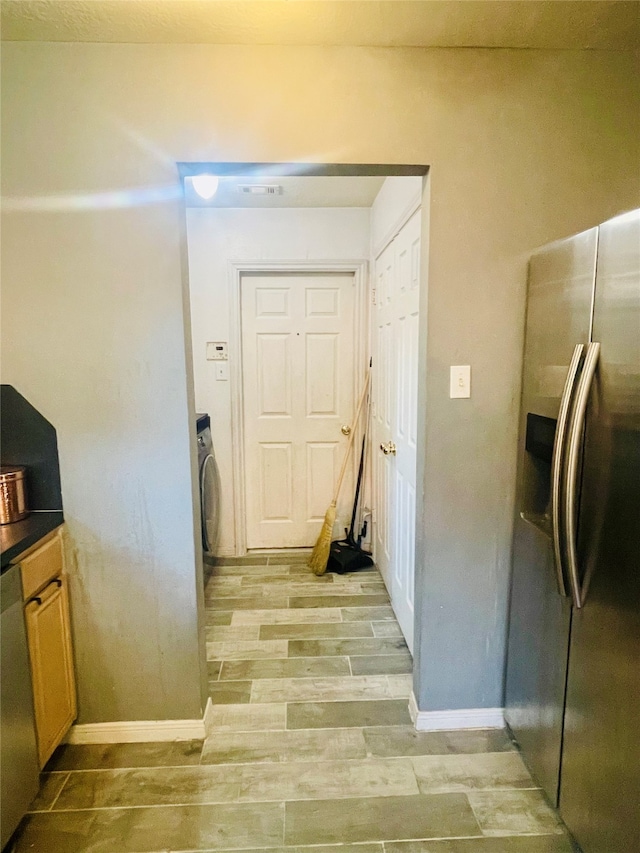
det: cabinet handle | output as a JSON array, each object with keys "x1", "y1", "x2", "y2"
[{"x1": 29, "y1": 577, "x2": 63, "y2": 607}]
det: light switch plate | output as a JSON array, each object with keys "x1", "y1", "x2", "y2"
[
  {"x1": 215, "y1": 362, "x2": 229, "y2": 381},
  {"x1": 450, "y1": 365, "x2": 471, "y2": 398}
]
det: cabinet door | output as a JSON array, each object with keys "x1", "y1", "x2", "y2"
[{"x1": 25, "y1": 576, "x2": 77, "y2": 767}]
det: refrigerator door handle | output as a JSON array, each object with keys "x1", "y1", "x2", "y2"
[
  {"x1": 551, "y1": 343, "x2": 584, "y2": 597},
  {"x1": 564, "y1": 341, "x2": 601, "y2": 609}
]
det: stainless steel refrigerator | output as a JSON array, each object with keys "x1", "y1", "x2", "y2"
[{"x1": 505, "y1": 208, "x2": 640, "y2": 853}]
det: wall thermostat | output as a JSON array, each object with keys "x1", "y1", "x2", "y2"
[{"x1": 206, "y1": 342, "x2": 228, "y2": 361}]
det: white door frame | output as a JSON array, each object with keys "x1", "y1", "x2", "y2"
[{"x1": 228, "y1": 259, "x2": 369, "y2": 555}]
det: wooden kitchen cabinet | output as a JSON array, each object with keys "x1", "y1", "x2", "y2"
[{"x1": 19, "y1": 529, "x2": 77, "y2": 767}]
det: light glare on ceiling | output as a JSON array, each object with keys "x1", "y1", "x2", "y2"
[{"x1": 191, "y1": 174, "x2": 219, "y2": 200}]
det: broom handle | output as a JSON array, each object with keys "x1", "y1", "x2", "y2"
[{"x1": 332, "y1": 368, "x2": 371, "y2": 505}]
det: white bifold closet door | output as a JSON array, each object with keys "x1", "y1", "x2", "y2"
[
  {"x1": 241, "y1": 272, "x2": 356, "y2": 550},
  {"x1": 373, "y1": 210, "x2": 421, "y2": 652}
]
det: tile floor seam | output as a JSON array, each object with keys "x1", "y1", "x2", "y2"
[
  {"x1": 383, "y1": 834, "x2": 486, "y2": 843},
  {"x1": 33, "y1": 803, "x2": 217, "y2": 814},
  {"x1": 42, "y1": 764, "x2": 209, "y2": 774},
  {"x1": 186, "y1": 756, "x2": 419, "y2": 769},
  {"x1": 466, "y1": 791, "x2": 488, "y2": 837},
  {"x1": 203, "y1": 745, "x2": 416, "y2": 758},
  {"x1": 207, "y1": 723, "x2": 290, "y2": 735},
  {"x1": 237, "y1": 792, "x2": 428, "y2": 807},
  {"x1": 43, "y1": 771, "x2": 71, "y2": 813}
]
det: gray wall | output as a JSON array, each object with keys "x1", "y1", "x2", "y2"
[{"x1": 1, "y1": 42, "x2": 638, "y2": 722}]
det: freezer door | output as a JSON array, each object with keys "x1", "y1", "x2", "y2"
[
  {"x1": 505, "y1": 517, "x2": 573, "y2": 804},
  {"x1": 560, "y1": 209, "x2": 640, "y2": 853},
  {"x1": 504, "y1": 227, "x2": 597, "y2": 805}
]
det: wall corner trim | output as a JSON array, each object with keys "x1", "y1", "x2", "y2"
[
  {"x1": 409, "y1": 693, "x2": 505, "y2": 731},
  {"x1": 66, "y1": 700, "x2": 214, "y2": 744},
  {"x1": 372, "y1": 191, "x2": 421, "y2": 260}
]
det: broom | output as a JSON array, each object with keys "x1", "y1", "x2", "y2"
[{"x1": 309, "y1": 366, "x2": 371, "y2": 576}]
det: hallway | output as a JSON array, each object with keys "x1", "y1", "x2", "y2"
[{"x1": 14, "y1": 555, "x2": 573, "y2": 851}]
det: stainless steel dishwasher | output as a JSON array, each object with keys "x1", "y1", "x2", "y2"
[{"x1": 1, "y1": 564, "x2": 40, "y2": 849}]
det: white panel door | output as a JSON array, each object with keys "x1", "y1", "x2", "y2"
[
  {"x1": 373, "y1": 210, "x2": 421, "y2": 652},
  {"x1": 241, "y1": 273, "x2": 356, "y2": 549}
]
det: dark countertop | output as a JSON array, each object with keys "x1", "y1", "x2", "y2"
[{"x1": 1, "y1": 511, "x2": 64, "y2": 571}]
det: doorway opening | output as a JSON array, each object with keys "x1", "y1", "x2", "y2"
[{"x1": 180, "y1": 163, "x2": 429, "y2": 652}]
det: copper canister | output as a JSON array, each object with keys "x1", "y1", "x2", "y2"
[{"x1": 0, "y1": 466, "x2": 29, "y2": 524}]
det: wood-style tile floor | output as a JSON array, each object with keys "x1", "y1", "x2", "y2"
[{"x1": 12, "y1": 553, "x2": 575, "y2": 852}]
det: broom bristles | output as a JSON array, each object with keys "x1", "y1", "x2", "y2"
[{"x1": 308, "y1": 503, "x2": 336, "y2": 576}]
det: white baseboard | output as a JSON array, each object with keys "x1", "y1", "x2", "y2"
[
  {"x1": 409, "y1": 692, "x2": 504, "y2": 731},
  {"x1": 66, "y1": 697, "x2": 214, "y2": 744}
]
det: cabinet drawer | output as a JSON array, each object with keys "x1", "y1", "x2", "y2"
[{"x1": 21, "y1": 531, "x2": 64, "y2": 601}]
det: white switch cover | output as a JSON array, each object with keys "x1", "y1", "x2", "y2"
[
  {"x1": 450, "y1": 365, "x2": 471, "y2": 398},
  {"x1": 215, "y1": 362, "x2": 229, "y2": 381}
]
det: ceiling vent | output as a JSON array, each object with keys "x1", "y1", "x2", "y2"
[{"x1": 237, "y1": 184, "x2": 283, "y2": 196}]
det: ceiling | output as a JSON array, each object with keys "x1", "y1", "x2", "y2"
[
  {"x1": 184, "y1": 175, "x2": 386, "y2": 207},
  {"x1": 2, "y1": 1, "x2": 639, "y2": 49}
]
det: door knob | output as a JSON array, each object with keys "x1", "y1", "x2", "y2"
[
  {"x1": 341, "y1": 424, "x2": 352, "y2": 436},
  {"x1": 380, "y1": 441, "x2": 397, "y2": 456}
]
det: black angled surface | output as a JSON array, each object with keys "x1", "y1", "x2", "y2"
[{"x1": 1, "y1": 385, "x2": 63, "y2": 512}]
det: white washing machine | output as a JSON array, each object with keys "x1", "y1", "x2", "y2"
[{"x1": 196, "y1": 413, "x2": 220, "y2": 558}]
